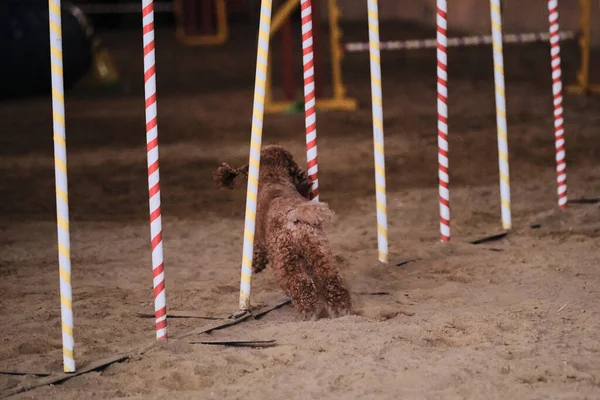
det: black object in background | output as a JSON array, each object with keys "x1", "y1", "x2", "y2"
[{"x1": 0, "y1": 0, "x2": 94, "y2": 99}]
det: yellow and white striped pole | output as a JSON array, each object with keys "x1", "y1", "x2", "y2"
[
  {"x1": 367, "y1": 0, "x2": 388, "y2": 263},
  {"x1": 490, "y1": 0, "x2": 512, "y2": 230},
  {"x1": 239, "y1": 0, "x2": 273, "y2": 310},
  {"x1": 49, "y1": 0, "x2": 75, "y2": 372}
]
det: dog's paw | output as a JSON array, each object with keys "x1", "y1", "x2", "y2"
[
  {"x1": 252, "y1": 264, "x2": 267, "y2": 274},
  {"x1": 300, "y1": 306, "x2": 328, "y2": 321},
  {"x1": 327, "y1": 304, "x2": 352, "y2": 319},
  {"x1": 322, "y1": 277, "x2": 353, "y2": 318}
]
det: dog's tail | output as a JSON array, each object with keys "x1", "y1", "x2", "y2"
[
  {"x1": 288, "y1": 202, "x2": 335, "y2": 227},
  {"x1": 213, "y1": 163, "x2": 249, "y2": 190}
]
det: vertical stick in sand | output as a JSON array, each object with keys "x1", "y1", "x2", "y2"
[
  {"x1": 239, "y1": 0, "x2": 273, "y2": 310},
  {"x1": 367, "y1": 0, "x2": 388, "y2": 263},
  {"x1": 48, "y1": 0, "x2": 75, "y2": 372},
  {"x1": 437, "y1": 0, "x2": 450, "y2": 242},
  {"x1": 300, "y1": 0, "x2": 319, "y2": 201},
  {"x1": 547, "y1": 0, "x2": 567, "y2": 209},
  {"x1": 490, "y1": 0, "x2": 512, "y2": 230},
  {"x1": 142, "y1": 0, "x2": 167, "y2": 340}
]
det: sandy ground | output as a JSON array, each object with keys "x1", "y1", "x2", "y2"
[{"x1": 1, "y1": 21, "x2": 600, "y2": 399}]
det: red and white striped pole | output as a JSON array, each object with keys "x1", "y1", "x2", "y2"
[
  {"x1": 300, "y1": 0, "x2": 319, "y2": 201},
  {"x1": 437, "y1": 0, "x2": 450, "y2": 241},
  {"x1": 547, "y1": 0, "x2": 567, "y2": 209},
  {"x1": 142, "y1": 0, "x2": 167, "y2": 340}
]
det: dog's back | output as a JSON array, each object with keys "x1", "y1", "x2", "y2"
[
  {"x1": 288, "y1": 201, "x2": 334, "y2": 228},
  {"x1": 260, "y1": 180, "x2": 334, "y2": 233}
]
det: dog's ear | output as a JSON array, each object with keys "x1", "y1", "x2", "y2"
[
  {"x1": 288, "y1": 162, "x2": 313, "y2": 199},
  {"x1": 213, "y1": 163, "x2": 249, "y2": 189}
]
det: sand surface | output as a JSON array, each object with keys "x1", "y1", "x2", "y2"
[{"x1": 1, "y1": 22, "x2": 600, "y2": 399}]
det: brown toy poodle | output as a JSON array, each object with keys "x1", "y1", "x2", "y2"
[{"x1": 214, "y1": 145, "x2": 352, "y2": 319}]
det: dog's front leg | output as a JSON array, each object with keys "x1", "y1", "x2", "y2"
[{"x1": 252, "y1": 244, "x2": 269, "y2": 273}]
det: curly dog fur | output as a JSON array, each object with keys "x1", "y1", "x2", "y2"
[{"x1": 214, "y1": 145, "x2": 352, "y2": 319}]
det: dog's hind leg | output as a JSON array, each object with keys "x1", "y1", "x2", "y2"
[
  {"x1": 303, "y1": 239, "x2": 352, "y2": 318},
  {"x1": 272, "y1": 251, "x2": 320, "y2": 319},
  {"x1": 252, "y1": 244, "x2": 268, "y2": 274},
  {"x1": 315, "y1": 264, "x2": 352, "y2": 317}
]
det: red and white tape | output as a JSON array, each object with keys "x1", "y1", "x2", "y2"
[
  {"x1": 437, "y1": 0, "x2": 450, "y2": 242},
  {"x1": 300, "y1": 0, "x2": 319, "y2": 201},
  {"x1": 142, "y1": 0, "x2": 167, "y2": 340},
  {"x1": 548, "y1": 0, "x2": 567, "y2": 209}
]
